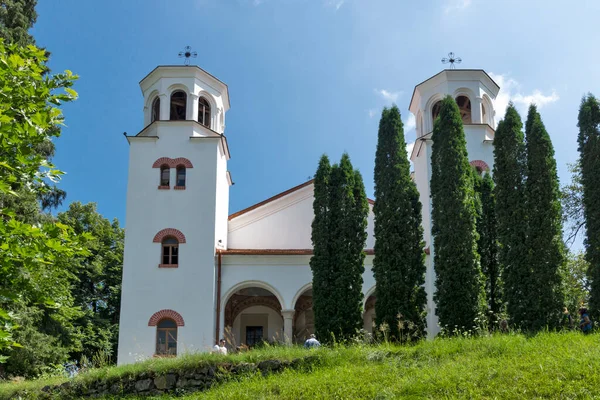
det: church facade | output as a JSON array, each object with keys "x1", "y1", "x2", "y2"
[{"x1": 117, "y1": 65, "x2": 499, "y2": 365}]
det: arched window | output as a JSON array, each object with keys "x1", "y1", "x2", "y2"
[
  {"x1": 432, "y1": 101, "x2": 442, "y2": 123},
  {"x1": 160, "y1": 165, "x2": 170, "y2": 187},
  {"x1": 198, "y1": 97, "x2": 211, "y2": 128},
  {"x1": 151, "y1": 97, "x2": 160, "y2": 123},
  {"x1": 482, "y1": 104, "x2": 487, "y2": 125},
  {"x1": 162, "y1": 237, "x2": 179, "y2": 266},
  {"x1": 156, "y1": 319, "x2": 177, "y2": 356},
  {"x1": 176, "y1": 166, "x2": 186, "y2": 188},
  {"x1": 170, "y1": 91, "x2": 187, "y2": 120},
  {"x1": 456, "y1": 96, "x2": 472, "y2": 124}
]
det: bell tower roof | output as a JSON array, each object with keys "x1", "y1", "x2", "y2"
[
  {"x1": 409, "y1": 69, "x2": 499, "y2": 115},
  {"x1": 140, "y1": 65, "x2": 230, "y2": 111}
]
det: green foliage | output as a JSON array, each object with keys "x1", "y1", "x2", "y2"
[
  {"x1": 524, "y1": 105, "x2": 565, "y2": 331},
  {"x1": 430, "y1": 96, "x2": 483, "y2": 333},
  {"x1": 560, "y1": 251, "x2": 590, "y2": 320},
  {"x1": 56, "y1": 202, "x2": 124, "y2": 362},
  {"x1": 474, "y1": 172, "x2": 502, "y2": 327},
  {"x1": 0, "y1": 41, "x2": 82, "y2": 359},
  {"x1": 493, "y1": 104, "x2": 530, "y2": 329},
  {"x1": 0, "y1": 0, "x2": 37, "y2": 46},
  {"x1": 310, "y1": 153, "x2": 369, "y2": 342},
  {"x1": 561, "y1": 162, "x2": 584, "y2": 246},
  {"x1": 372, "y1": 105, "x2": 426, "y2": 341},
  {"x1": 577, "y1": 94, "x2": 600, "y2": 319}
]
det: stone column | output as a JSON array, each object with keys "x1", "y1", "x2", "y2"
[
  {"x1": 473, "y1": 96, "x2": 483, "y2": 124},
  {"x1": 189, "y1": 93, "x2": 199, "y2": 122},
  {"x1": 281, "y1": 309, "x2": 295, "y2": 345},
  {"x1": 159, "y1": 94, "x2": 169, "y2": 121}
]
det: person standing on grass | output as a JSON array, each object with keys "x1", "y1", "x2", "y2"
[
  {"x1": 563, "y1": 307, "x2": 574, "y2": 330},
  {"x1": 213, "y1": 338, "x2": 228, "y2": 354},
  {"x1": 579, "y1": 308, "x2": 593, "y2": 334},
  {"x1": 304, "y1": 334, "x2": 321, "y2": 349}
]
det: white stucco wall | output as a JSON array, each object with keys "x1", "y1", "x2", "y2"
[
  {"x1": 228, "y1": 184, "x2": 375, "y2": 250},
  {"x1": 231, "y1": 305, "x2": 284, "y2": 345}
]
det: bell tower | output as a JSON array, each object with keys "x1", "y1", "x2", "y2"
[
  {"x1": 118, "y1": 65, "x2": 232, "y2": 364},
  {"x1": 408, "y1": 69, "x2": 500, "y2": 337}
]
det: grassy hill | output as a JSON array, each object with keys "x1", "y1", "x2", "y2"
[{"x1": 2, "y1": 332, "x2": 599, "y2": 399}]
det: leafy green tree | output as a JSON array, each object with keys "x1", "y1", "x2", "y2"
[
  {"x1": 561, "y1": 162, "x2": 584, "y2": 246},
  {"x1": 57, "y1": 202, "x2": 124, "y2": 361},
  {"x1": 311, "y1": 154, "x2": 368, "y2": 341},
  {"x1": 372, "y1": 105, "x2": 426, "y2": 340},
  {"x1": 577, "y1": 94, "x2": 600, "y2": 319},
  {"x1": 0, "y1": 41, "x2": 81, "y2": 361},
  {"x1": 493, "y1": 104, "x2": 530, "y2": 329},
  {"x1": 474, "y1": 172, "x2": 501, "y2": 327},
  {"x1": 560, "y1": 251, "x2": 590, "y2": 324},
  {"x1": 0, "y1": 0, "x2": 37, "y2": 46},
  {"x1": 525, "y1": 104, "x2": 565, "y2": 331},
  {"x1": 430, "y1": 96, "x2": 483, "y2": 333}
]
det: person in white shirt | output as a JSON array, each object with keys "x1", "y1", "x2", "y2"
[
  {"x1": 213, "y1": 338, "x2": 227, "y2": 355},
  {"x1": 304, "y1": 334, "x2": 321, "y2": 349}
]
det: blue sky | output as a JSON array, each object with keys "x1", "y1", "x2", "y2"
[{"x1": 32, "y1": 0, "x2": 600, "y2": 243}]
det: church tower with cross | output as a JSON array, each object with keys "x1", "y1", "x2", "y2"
[
  {"x1": 408, "y1": 66, "x2": 500, "y2": 335},
  {"x1": 118, "y1": 61, "x2": 232, "y2": 364}
]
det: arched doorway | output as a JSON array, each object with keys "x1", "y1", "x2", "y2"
[
  {"x1": 363, "y1": 294, "x2": 376, "y2": 334},
  {"x1": 224, "y1": 286, "x2": 283, "y2": 348},
  {"x1": 293, "y1": 287, "x2": 314, "y2": 343}
]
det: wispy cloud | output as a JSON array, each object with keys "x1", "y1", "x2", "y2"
[
  {"x1": 444, "y1": 0, "x2": 472, "y2": 13},
  {"x1": 368, "y1": 109, "x2": 377, "y2": 118},
  {"x1": 324, "y1": 0, "x2": 345, "y2": 10},
  {"x1": 489, "y1": 73, "x2": 559, "y2": 123},
  {"x1": 404, "y1": 114, "x2": 416, "y2": 131},
  {"x1": 375, "y1": 89, "x2": 402, "y2": 103}
]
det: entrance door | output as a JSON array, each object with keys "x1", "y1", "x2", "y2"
[{"x1": 245, "y1": 326, "x2": 263, "y2": 347}]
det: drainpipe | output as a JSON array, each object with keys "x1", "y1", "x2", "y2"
[{"x1": 215, "y1": 250, "x2": 222, "y2": 345}]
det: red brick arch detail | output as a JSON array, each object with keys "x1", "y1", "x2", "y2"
[
  {"x1": 153, "y1": 228, "x2": 186, "y2": 243},
  {"x1": 470, "y1": 160, "x2": 490, "y2": 171},
  {"x1": 148, "y1": 309, "x2": 185, "y2": 327},
  {"x1": 152, "y1": 157, "x2": 193, "y2": 168}
]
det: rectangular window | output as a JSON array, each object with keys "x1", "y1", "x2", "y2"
[{"x1": 245, "y1": 326, "x2": 263, "y2": 347}]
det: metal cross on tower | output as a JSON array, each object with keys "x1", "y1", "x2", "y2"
[
  {"x1": 441, "y1": 52, "x2": 462, "y2": 69},
  {"x1": 178, "y1": 46, "x2": 198, "y2": 66}
]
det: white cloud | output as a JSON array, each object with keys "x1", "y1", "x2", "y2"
[
  {"x1": 489, "y1": 72, "x2": 559, "y2": 123},
  {"x1": 444, "y1": 0, "x2": 472, "y2": 13},
  {"x1": 406, "y1": 141, "x2": 415, "y2": 159},
  {"x1": 404, "y1": 114, "x2": 416, "y2": 131},
  {"x1": 368, "y1": 109, "x2": 377, "y2": 118},
  {"x1": 375, "y1": 88, "x2": 402, "y2": 103},
  {"x1": 324, "y1": 0, "x2": 345, "y2": 10}
]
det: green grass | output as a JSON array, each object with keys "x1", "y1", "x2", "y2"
[
  {"x1": 151, "y1": 332, "x2": 600, "y2": 399},
  {"x1": 3, "y1": 332, "x2": 599, "y2": 399},
  {"x1": 0, "y1": 345, "x2": 311, "y2": 399}
]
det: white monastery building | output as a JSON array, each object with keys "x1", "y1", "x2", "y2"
[{"x1": 117, "y1": 65, "x2": 500, "y2": 365}]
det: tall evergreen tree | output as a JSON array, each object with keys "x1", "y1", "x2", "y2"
[
  {"x1": 372, "y1": 105, "x2": 426, "y2": 340},
  {"x1": 310, "y1": 154, "x2": 369, "y2": 341},
  {"x1": 577, "y1": 94, "x2": 600, "y2": 319},
  {"x1": 525, "y1": 104, "x2": 565, "y2": 330},
  {"x1": 0, "y1": 0, "x2": 37, "y2": 46},
  {"x1": 474, "y1": 172, "x2": 501, "y2": 327},
  {"x1": 310, "y1": 155, "x2": 333, "y2": 341},
  {"x1": 430, "y1": 96, "x2": 483, "y2": 333},
  {"x1": 493, "y1": 104, "x2": 530, "y2": 329}
]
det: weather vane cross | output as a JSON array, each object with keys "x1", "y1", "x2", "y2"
[
  {"x1": 441, "y1": 52, "x2": 462, "y2": 69},
  {"x1": 178, "y1": 46, "x2": 198, "y2": 66}
]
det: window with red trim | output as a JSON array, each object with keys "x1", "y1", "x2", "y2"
[
  {"x1": 176, "y1": 166, "x2": 186, "y2": 187},
  {"x1": 156, "y1": 318, "x2": 177, "y2": 356},
  {"x1": 162, "y1": 237, "x2": 179, "y2": 266},
  {"x1": 160, "y1": 165, "x2": 170, "y2": 187}
]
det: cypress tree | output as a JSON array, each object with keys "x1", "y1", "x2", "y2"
[
  {"x1": 525, "y1": 104, "x2": 565, "y2": 330},
  {"x1": 577, "y1": 94, "x2": 600, "y2": 319},
  {"x1": 430, "y1": 95, "x2": 483, "y2": 333},
  {"x1": 493, "y1": 104, "x2": 530, "y2": 329},
  {"x1": 372, "y1": 105, "x2": 426, "y2": 340},
  {"x1": 310, "y1": 155, "x2": 333, "y2": 340},
  {"x1": 310, "y1": 153, "x2": 369, "y2": 341},
  {"x1": 474, "y1": 172, "x2": 501, "y2": 327}
]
